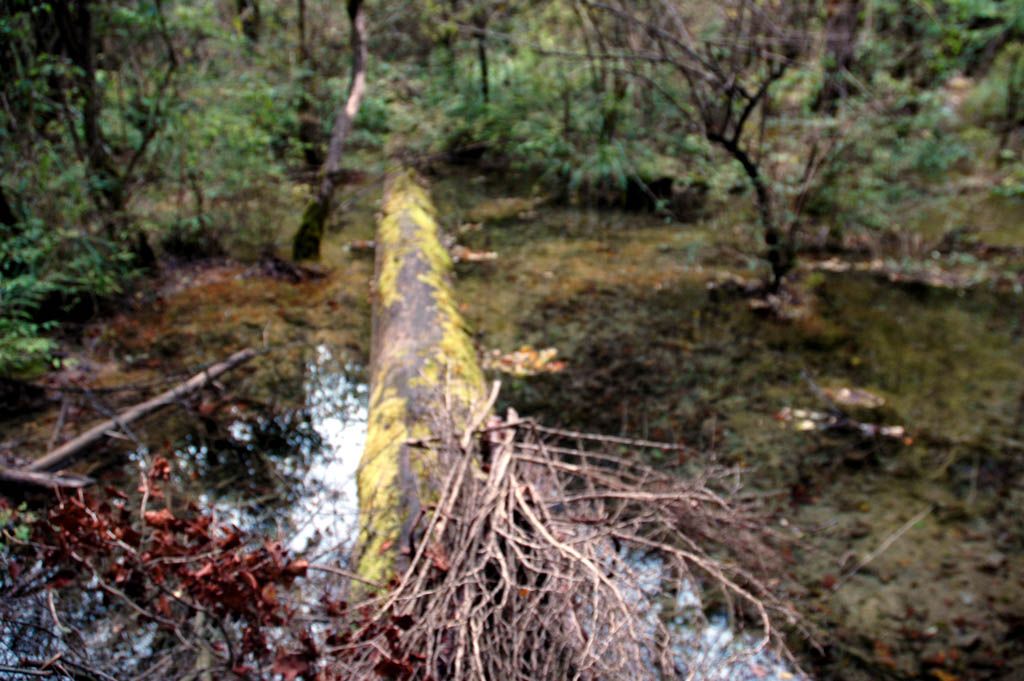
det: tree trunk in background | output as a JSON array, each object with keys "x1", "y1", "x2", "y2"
[
  {"x1": 355, "y1": 169, "x2": 486, "y2": 587},
  {"x1": 477, "y1": 35, "x2": 489, "y2": 103},
  {"x1": 293, "y1": 0, "x2": 367, "y2": 261},
  {"x1": 815, "y1": 0, "x2": 861, "y2": 114},
  {"x1": 236, "y1": 0, "x2": 261, "y2": 43},
  {"x1": 50, "y1": 0, "x2": 125, "y2": 216},
  {"x1": 295, "y1": 0, "x2": 324, "y2": 167},
  {"x1": 27, "y1": 0, "x2": 160, "y2": 268},
  {"x1": 0, "y1": 187, "x2": 17, "y2": 227},
  {"x1": 472, "y1": 5, "x2": 490, "y2": 104},
  {"x1": 998, "y1": 48, "x2": 1024, "y2": 158}
]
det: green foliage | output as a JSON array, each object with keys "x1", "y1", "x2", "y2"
[
  {"x1": 0, "y1": 214, "x2": 135, "y2": 375},
  {"x1": 131, "y1": 0, "x2": 321, "y2": 259},
  {"x1": 962, "y1": 43, "x2": 1024, "y2": 125},
  {"x1": 804, "y1": 80, "x2": 972, "y2": 231},
  {"x1": 413, "y1": 26, "x2": 700, "y2": 202},
  {"x1": 1, "y1": 502, "x2": 30, "y2": 541},
  {"x1": 0, "y1": 314, "x2": 57, "y2": 376},
  {"x1": 1, "y1": 105, "x2": 136, "y2": 376},
  {"x1": 994, "y1": 150, "x2": 1024, "y2": 198},
  {"x1": 0, "y1": 502, "x2": 32, "y2": 555},
  {"x1": 3, "y1": 0, "x2": 1018, "y2": 376},
  {"x1": 351, "y1": 90, "x2": 392, "y2": 150},
  {"x1": 870, "y1": 0, "x2": 1024, "y2": 85}
]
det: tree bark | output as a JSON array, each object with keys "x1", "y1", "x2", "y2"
[
  {"x1": 707, "y1": 131, "x2": 793, "y2": 287},
  {"x1": 26, "y1": 348, "x2": 256, "y2": 473},
  {"x1": 295, "y1": 0, "x2": 323, "y2": 167},
  {"x1": 236, "y1": 0, "x2": 261, "y2": 43},
  {"x1": 355, "y1": 169, "x2": 486, "y2": 587},
  {"x1": 815, "y1": 0, "x2": 861, "y2": 114},
  {"x1": 0, "y1": 186, "x2": 18, "y2": 227},
  {"x1": 477, "y1": 34, "x2": 490, "y2": 103},
  {"x1": 293, "y1": 0, "x2": 368, "y2": 260}
]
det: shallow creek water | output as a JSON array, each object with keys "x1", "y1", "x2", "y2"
[{"x1": 8, "y1": 169, "x2": 1024, "y2": 679}]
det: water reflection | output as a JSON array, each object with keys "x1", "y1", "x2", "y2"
[
  {"x1": 152, "y1": 343, "x2": 368, "y2": 553},
  {"x1": 625, "y1": 553, "x2": 808, "y2": 681},
  {"x1": 285, "y1": 344, "x2": 368, "y2": 558}
]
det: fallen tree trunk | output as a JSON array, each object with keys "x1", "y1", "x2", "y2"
[
  {"x1": 27, "y1": 347, "x2": 257, "y2": 473},
  {"x1": 356, "y1": 169, "x2": 486, "y2": 586}
]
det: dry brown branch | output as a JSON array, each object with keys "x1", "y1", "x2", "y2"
[
  {"x1": 25, "y1": 348, "x2": 256, "y2": 473},
  {"x1": 331, "y1": 410, "x2": 810, "y2": 680},
  {"x1": 0, "y1": 467, "x2": 94, "y2": 490}
]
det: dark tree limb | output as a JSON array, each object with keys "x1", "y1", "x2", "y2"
[
  {"x1": 0, "y1": 467, "x2": 94, "y2": 490},
  {"x1": 0, "y1": 185, "x2": 18, "y2": 226},
  {"x1": 293, "y1": 0, "x2": 368, "y2": 260},
  {"x1": 26, "y1": 348, "x2": 256, "y2": 473}
]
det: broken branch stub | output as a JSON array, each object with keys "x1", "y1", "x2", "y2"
[{"x1": 357, "y1": 169, "x2": 486, "y2": 587}]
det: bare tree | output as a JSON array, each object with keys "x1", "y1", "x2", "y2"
[{"x1": 576, "y1": 0, "x2": 815, "y2": 287}]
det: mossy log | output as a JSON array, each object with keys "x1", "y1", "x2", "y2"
[{"x1": 356, "y1": 169, "x2": 485, "y2": 586}]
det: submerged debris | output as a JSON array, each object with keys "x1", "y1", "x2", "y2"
[
  {"x1": 481, "y1": 346, "x2": 566, "y2": 376},
  {"x1": 465, "y1": 196, "x2": 545, "y2": 223},
  {"x1": 346, "y1": 239, "x2": 376, "y2": 254},
  {"x1": 821, "y1": 386, "x2": 886, "y2": 410},
  {"x1": 804, "y1": 257, "x2": 1024, "y2": 292},
  {"x1": 775, "y1": 406, "x2": 908, "y2": 442},
  {"x1": 451, "y1": 245, "x2": 498, "y2": 262}
]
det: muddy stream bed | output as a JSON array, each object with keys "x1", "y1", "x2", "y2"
[{"x1": 4, "y1": 168, "x2": 1024, "y2": 680}]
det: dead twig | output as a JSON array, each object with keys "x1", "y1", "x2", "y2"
[
  {"x1": 25, "y1": 348, "x2": 257, "y2": 473},
  {"x1": 830, "y1": 505, "x2": 933, "y2": 593}
]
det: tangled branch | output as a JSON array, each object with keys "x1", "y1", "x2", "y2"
[
  {"x1": 333, "y1": 412, "x2": 809, "y2": 680},
  {"x1": 1, "y1": 407, "x2": 812, "y2": 680}
]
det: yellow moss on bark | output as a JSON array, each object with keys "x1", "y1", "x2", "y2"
[{"x1": 356, "y1": 168, "x2": 484, "y2": 587}]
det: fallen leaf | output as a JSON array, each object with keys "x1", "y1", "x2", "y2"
[
  {"x1": 240, "y1": 570, "x2": 259, "y2": 591},
  {"x1": 193, "y1": 562, "x2": 215, "y2": 579},
  {"x1": 144, "y1": 508, "x2": 176, "y2": 529},
  {"x1": 261, "y1": 581, "x2": 277, "y2": 606},
  {"x1": 155, "y1": 595, "x2": 171, "y2": 618},
  {"x1": 149, "y1": 457, "x2": 171, "y2": 480}
]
